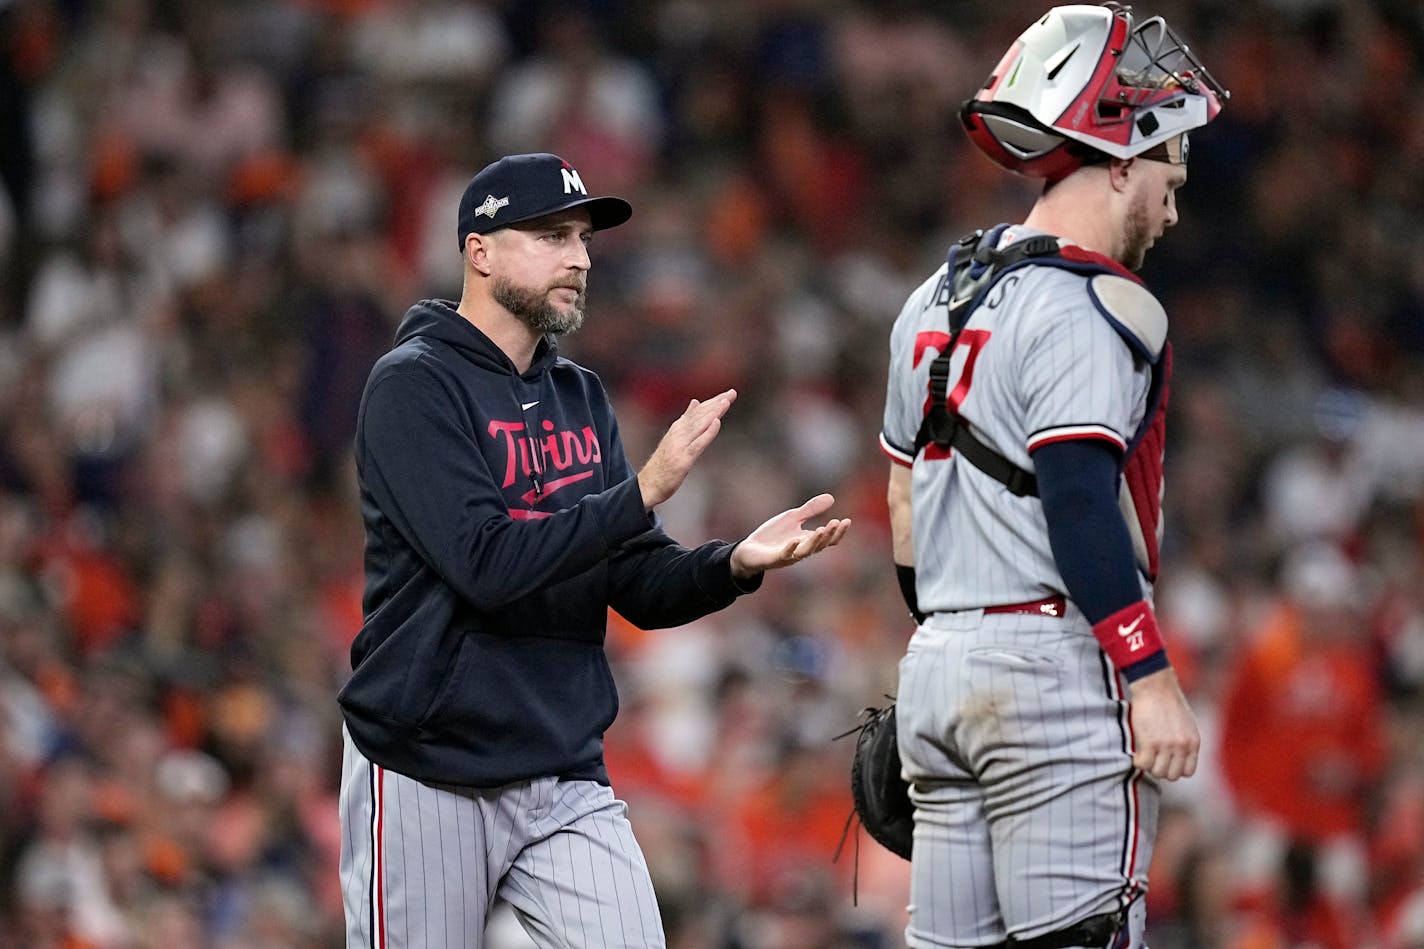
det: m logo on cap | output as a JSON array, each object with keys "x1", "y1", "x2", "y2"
[
  {"x1": 561, "y1": 167, "x2": 587, "y2": 196},
  {"x1": 458, "y1": 154, "x2": 631, "y2": 245}
]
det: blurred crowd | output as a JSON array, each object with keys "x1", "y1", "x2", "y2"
[{"x1": 0, "y1": 0, "x2": 1421, "y2": 946}]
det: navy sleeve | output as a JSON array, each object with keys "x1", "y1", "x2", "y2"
[
  {"x1": 1032, "y1": 439, "x2": 1143, "y2": 625},
  {"x1": 359, "y1": 368, "x2": 655, "y2": 609},
  {"x1": 607, "y1": 535, "x2": 762, "y2": 629}
]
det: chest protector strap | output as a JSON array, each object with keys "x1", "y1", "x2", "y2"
[
  {"x1": 912, "y1": 227, "x2": 1169, "y2": 506},
  {"x1": 914, "y1": 228, "x2": 1061, "y2": 497}
]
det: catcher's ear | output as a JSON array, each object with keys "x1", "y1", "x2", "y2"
[{"x1": 1109, "y1": 157, "x2": 1135, "y2": 193}]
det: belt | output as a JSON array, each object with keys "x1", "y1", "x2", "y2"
[{"x1": 983, "y1": 595, "x2": 1067, "y2": 618}]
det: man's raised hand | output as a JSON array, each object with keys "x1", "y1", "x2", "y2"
[{"x1": 636, "y1": 390, "x2": 737, "y2": 510}]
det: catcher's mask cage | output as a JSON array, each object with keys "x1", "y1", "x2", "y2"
[{"x1": 961, "y1": 2, "x2": 1228, "y2": 179}]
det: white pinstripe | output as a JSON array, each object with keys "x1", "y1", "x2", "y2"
[{"x1": 340, "y1": 727, "x2": 665, "y2": 948}]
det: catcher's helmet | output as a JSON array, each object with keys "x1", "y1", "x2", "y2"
[{"x1": 961, "y1": 2, "x2": 1228, "y2": 179}]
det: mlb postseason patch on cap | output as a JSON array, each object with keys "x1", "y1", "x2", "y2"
[
  {"x1": 457, "y1": 154, "x2": 632, "y2": 248},
  {"x1": 472, "y1": 194, "x2": 510, "y2": 220}
]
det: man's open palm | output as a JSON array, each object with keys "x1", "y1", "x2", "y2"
[{"x1": 730, "y1": 494, "x2": 851, "y2": 578}]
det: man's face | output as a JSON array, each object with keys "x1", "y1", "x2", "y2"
[
  {"x1": 489, "y1": 208, "x2": 594, "y2": 335},
  {"x1": 1120, "y1": 157, "x2": 1187, "y2": 272}
]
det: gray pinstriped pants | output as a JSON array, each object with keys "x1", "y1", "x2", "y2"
[
  {"x1": 896, "y1": 608, "x2": 1157, "y2": 948},
  {"x1": 339, "y1": 727, "x2": 666, "y2": 948}
]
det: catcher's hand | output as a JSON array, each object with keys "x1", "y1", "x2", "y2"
[{"x1": 841, "y1": 701, "x2": 913, "y2": 860}]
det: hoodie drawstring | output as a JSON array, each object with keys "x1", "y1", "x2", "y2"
[{"x1": 518, "y1": 384, "x2": 548, "y2": 500}]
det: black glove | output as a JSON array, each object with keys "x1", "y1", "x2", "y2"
[{"x1": 848, "y1": 702, "x2": 913, "y2": 860}]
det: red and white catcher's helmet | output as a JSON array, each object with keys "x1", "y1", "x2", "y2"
[{"x1": 962, "y1": 2, "x2": 1228, "y2": 179}]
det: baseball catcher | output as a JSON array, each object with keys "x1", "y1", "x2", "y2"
[{"x1": 874, "y1": 3, "x2": 1227, "y2": 947}]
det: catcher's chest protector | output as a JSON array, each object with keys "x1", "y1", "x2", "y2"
[{"x1": 915, "y1": 226, "x2": 1172, "y2": 580}]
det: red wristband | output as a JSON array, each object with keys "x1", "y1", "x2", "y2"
[{"x1": 1091, "y1": 600, "x2": 1166, "y2": 671}]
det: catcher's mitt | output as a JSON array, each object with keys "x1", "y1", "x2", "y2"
[{"x1": 844, "y1": 701, "x2": 913, "y2": 860}]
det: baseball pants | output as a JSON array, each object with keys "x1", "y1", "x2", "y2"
[
  {"x1": 896, "y1": 607, "x2": 1157, "y2": 948},
  {"x1": 339, "y1": 727, "x2": 667, "y2": 948}
]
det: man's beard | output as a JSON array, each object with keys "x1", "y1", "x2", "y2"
[
  {"x1": 1121, "y1": 194, "x2": 1154, "y2": 272},
  {"x1": 492, "y1": 276, "x2": 586, "y2": 335}
]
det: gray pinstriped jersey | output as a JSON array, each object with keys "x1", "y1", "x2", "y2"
[{"x1": 880, "y1": 228, "x2": 1154, "y2": 615}]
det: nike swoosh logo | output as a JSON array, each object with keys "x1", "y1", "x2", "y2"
[
  {"x1": 522, "y1": 400, "x2": 540, "y2": 411},
  {"x1": 1118, "y1": 614, "x2": 1145, "y2": 638}
]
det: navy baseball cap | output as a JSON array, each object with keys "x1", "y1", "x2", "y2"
[{"x1": 457, "y1": 153, "x2": 632, "y2": 248}]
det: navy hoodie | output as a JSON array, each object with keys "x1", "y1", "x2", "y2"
[{"x1": 338, "y1": 300, "x2": 759, "y2": 787}]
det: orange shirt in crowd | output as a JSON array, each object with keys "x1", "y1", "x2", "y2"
[{"x1": 1220, "y1": 602, "x2": 1387, "y2": 842}]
